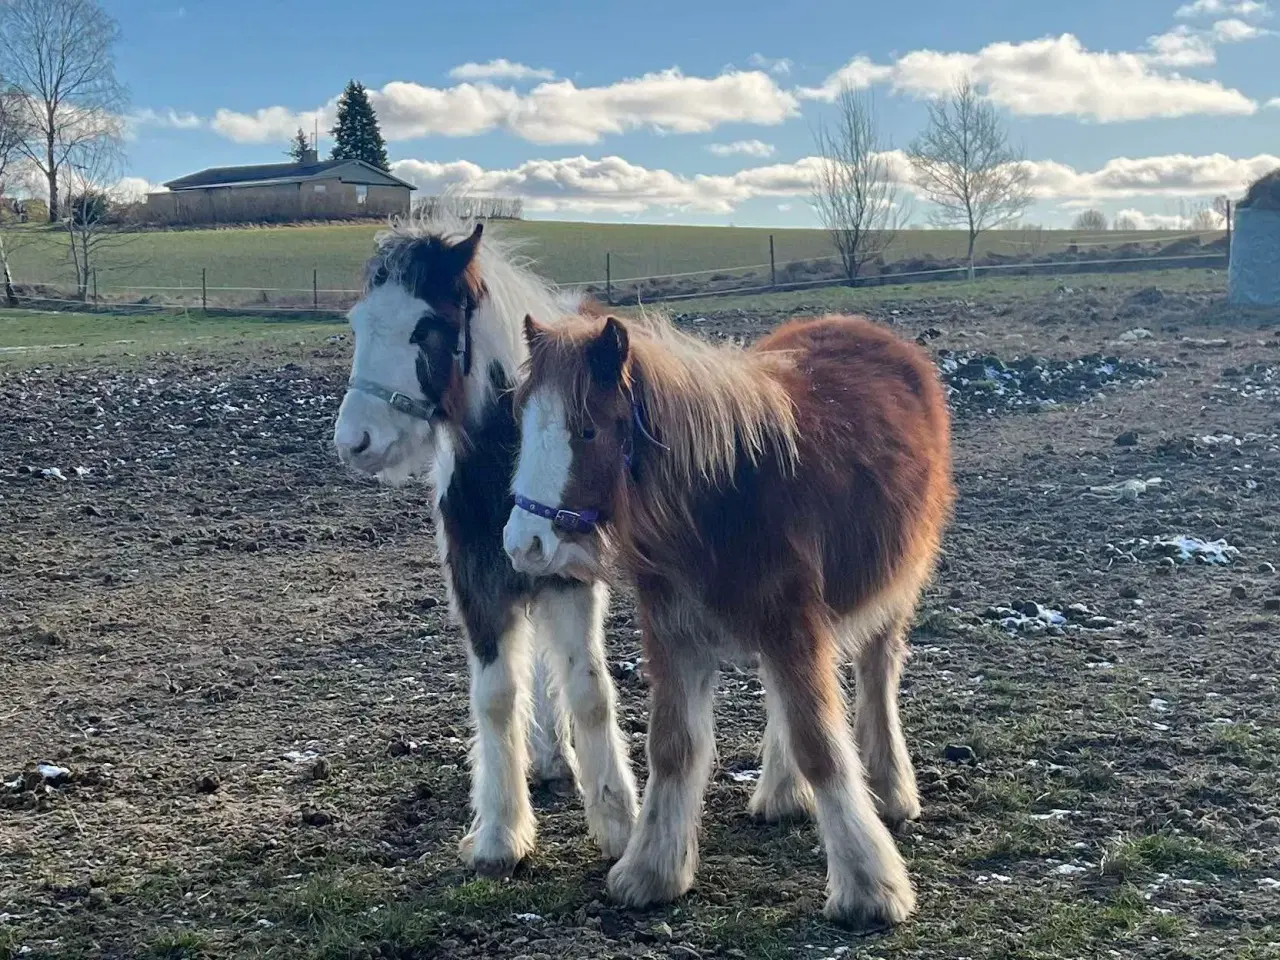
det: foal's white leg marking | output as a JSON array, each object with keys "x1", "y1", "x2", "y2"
[
  {"x1": 772, "y1": 661, "x2": 915, "y2": 926},
  {"x1": 529, "y1": 647, "x2": 578, "y2": 784},
  {"x1": 535, "y1": 583, "x2": 638, "y2": 858},
  {"x1": 608, "y1": 650, "x2": 716, "y2": 907},
  {"x1": 749, "y1": 665, "x2": 815, "y2": 822},
  {"x1": 458, "y1": 619, "x2": 537, "y2": 876},
  {"x1": 853, "y1": 615, "x2": 921, "y2": 826}
]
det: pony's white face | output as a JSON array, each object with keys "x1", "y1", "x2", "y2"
[
  {"x1": 504, "y1": 316, "x2": 633, "y2": 581},
  {"x1": 333, "y1": 223, "x2": 486, "y2": 486},
  {"x1": 333, "y1": 282, "x2": 440, "y2": 486}
]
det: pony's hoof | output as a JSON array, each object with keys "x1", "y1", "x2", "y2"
[
  {"x1": 587, "y1": 802, "x2": 635, "y2": 861},
  {"x1": 823, "y1": 873, "x2": 916, "y2": 930},
  {"x1": 748, "y1": 777, "x2": 815, "y2": 823},
  {"x1": 607, "y1": 854, "x2": 691, "y2": 908},
  {"x1": 459, "y1": 821, "x2": 534, "y2": 877},
  {"x1": 531, "y1": 745, "x2": 578, "y2": 787},
  {"x1": 869, "y1": 783, "x2": 921, "y2": 830}
]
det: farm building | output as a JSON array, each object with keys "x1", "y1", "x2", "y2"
[{"x1": 144, "y1": 148, "x2": 415, "y2": 225}]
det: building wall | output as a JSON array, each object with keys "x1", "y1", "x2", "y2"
[{"x1": 144, "y1": 179, "x2": 411, "y2": 225}]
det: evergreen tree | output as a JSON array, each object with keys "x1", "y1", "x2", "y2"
[
  {"x1": 286, "y1": 128, "x2": 311, "y2": 162},
  {"x1": 329, "y1": 81, "x2": 389, "y2": 171}
]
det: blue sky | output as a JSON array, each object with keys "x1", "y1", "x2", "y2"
[{"x1": 109, "y1": 0, "x2": 1280, "y2": 227}]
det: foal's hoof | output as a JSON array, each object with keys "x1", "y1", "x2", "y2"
[
  {"x1": 459, "y1": 822, "x2": 534, "y2": 878},
  {"x1": 530, "y1": 745, "x2": 578, "y2": 787},
  {"x1": 824, "y1": 874, "x2": 916, "y2": 930},
  {"x1": 607, "y1": 854, "x2": 692, "y2": 908},
  {"x1": 748, "y1": 777, "x2": 815, "y2": 823},
  {"x1": 868, "y1": 781, "x2": 921, "y2": 830}
]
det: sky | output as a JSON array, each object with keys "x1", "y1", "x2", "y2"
[{"x1": 104, "y1": 0, "x2": 1280, "y2": 228}]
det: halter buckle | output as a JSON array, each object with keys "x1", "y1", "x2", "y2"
[
  {"x1": 388, "y1": 392, "x2": 419, "y2": 416},
  {"x1": 553, "y1": 509, "x2": 590, "y2": 534}
]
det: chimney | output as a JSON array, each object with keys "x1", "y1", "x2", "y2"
[{"x1": 301, "y1": 147, "x2": 319, "y2": 165}]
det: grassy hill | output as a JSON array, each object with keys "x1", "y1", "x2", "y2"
[{"x1": 5, "y1": 219, "x2": 1199, "y2": 303}]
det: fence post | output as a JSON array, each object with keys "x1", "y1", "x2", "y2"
[
  {"x1": 313, "y1": 269, "x2": 319, "y2": 311},
  {"x1": 769, "y1": 234, "x2": 776, "y2": 290},
  {"x1": 1225, "y1": 200, "x2": 1232, "y2": 266},
  {"x1": 605, "y1": 253, "x2": 612, "y2": 306},
  {"x1": 202, "y1": 268, "x2": 207, "y2": 313},
  {"x1": 92, "y1": 269, "x2": 98, "y2": 305}
]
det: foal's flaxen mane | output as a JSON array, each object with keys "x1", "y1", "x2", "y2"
[
  {"x1": 530, "y1": 310, "x2": 800, "y2": 487},
  {"x1": 626, "y1": 311, "x2": 799, "y2": 485}
]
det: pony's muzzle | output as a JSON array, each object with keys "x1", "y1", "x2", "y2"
[{"x1": 504, "y1": 512, "x2": 558, "y2": 575}]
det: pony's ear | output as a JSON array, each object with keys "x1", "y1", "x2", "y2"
[
  {"x1": 447, "y1": 222, "x2": 483, "y2": 273},
  {"x1": 587, "y1": 316, "x2": 629, "y2": 386},
  {"x1": 523, "y1": 313, "x2": 549, "y2": 347}
]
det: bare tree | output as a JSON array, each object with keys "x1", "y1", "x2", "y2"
[
  {"x1": 1071, "y1": 209, "x2": 1108, "y2": 232},
  {"x1": 0, "y1": 89, "x2": 34, "y2": 304},
  {"x1": 1189, "y1": 207, "x2": 1221, "y2": 232},
  {"x1": 1112, "y1": 213, "x2": 1140, "y2": 232},
  {"x1": 61, "y1": 135, "x2": 131, "y2": 301},
  {"x1": 811, "y1": 86, "x2": 903, "y2": 283},
  {"x1": 907, "y1": 76, "x2": 1032, "y2": 278},
  {"x1": 0, "y1": 0, "x2": 126, "y2": 222}
]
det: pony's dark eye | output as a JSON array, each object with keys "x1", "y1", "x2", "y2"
[{"x1": 581, "y1": 426, "x2": 597, "y2": 441}]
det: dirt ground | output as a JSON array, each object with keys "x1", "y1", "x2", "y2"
[{"x1": 3, "y1": 280, "x2": 1280, "y2": 959}]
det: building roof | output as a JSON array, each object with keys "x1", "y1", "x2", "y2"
[{"x1": 164, "y1": 158, "x2": 416, "y2": 191}]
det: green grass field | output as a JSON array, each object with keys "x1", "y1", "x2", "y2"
[
  {"x1": 0, "y1": 268, "x2": 1227, "y2": 368},
  {"x1": 4, "y1": 219, "x2": 1206, "y2": 301}
]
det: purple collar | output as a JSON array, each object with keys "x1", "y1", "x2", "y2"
[
  {"x1": 511, "y1": 400, "x2": 663, "y2": 536},
  {"x1": 513, "y1": 494, "x2": 600, "y2": 534}
]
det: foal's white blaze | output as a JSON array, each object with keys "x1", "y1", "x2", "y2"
[
  {"x1": 333, "y1": 283, "x2": 437, "y2": 485},
  {"x1": 504, "y1": 387, "x2": 577, "y2": 576}
]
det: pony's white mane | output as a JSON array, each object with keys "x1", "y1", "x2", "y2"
[{"x1": 372, "y1": 208, "x2": 582, "y2": 419}]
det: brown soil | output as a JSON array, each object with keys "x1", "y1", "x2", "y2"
[{"x1": 3, "y1": 283, "x2": 1280, "y2": 959}]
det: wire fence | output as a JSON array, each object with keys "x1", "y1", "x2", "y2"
[{"x1": 7, "y1": 239, "x2": 1230, "y2": 318}]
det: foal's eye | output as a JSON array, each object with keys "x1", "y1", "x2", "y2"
[{"x1": 581, "y1": 426, "x2": 597, "y2": 441}]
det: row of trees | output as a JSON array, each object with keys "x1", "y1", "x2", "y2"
[
  {"x1": 814, "y1": 77, "x2": 1033, "y2": 282},
  {"x1": 1070, "y1": 197, "x2": 1228, "y2": 233}
]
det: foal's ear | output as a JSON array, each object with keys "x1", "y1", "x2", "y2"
[
  {"x1": 523, "y1": 313, "x2": 549, "y2": 347},
  {"x1": 587, "y1": 316, "x2": 630, "y2": 386},
  {"x1": 446, "y1": 222, "x2": 484, "y2": 272}
]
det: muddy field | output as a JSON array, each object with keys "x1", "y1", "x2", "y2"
[{"x1": 3, "y1": 282, "x2": 1280, "y2": 959}]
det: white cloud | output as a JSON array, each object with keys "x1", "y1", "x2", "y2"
[
  {"x1": 1146, "y1": 26, "x2": 1218, "y2": 66},
  {"x1": 748, "y1": 53, "x2": 793, "y2": 76},
  {"x1": 799, "y1": 56, "x2": 893, "y2": 99},
  {"x1": 387, "y1": 150, "x2": 1279, "y2": 217},
  {"x1": 114, "y1": 177, "x2": 165, "y2": 201},
  {"x1": 1109, "y1": 208, "x2": 1194, "y2": 229},
  {"x1": 501, "y1": 69, "x2": 798, "y2": 142},
  {"x1": 1176, "y1": 0, "x2": 1271, "y2": 18},
  {"x1": 210, "y1": 69, "x2": 798, "y2": 145},
  {"x1": 1022, "y1": 152, "x2": 1280, "y2": 201},
  {"x1": 212, "y1": 105, "x2": 326, "y2": 143},
  {"x1": 1269, "y1": 97, "x2": 1280, "y2": 107},
  {"x1": 708, "y1": 139, "x2": 776, "y2": 157},
  {"x1": 130, "y1": 108, "x2": 204, "y2": 130},
  {"x1": 1211, "y1": 17, "x2": 1269, "y2": 39},
  {"x1": 448, "y1": 59, "x2": 555, "y2": 82},
  {"x1": 391, "y1": 154, "x2": 824, "y2": 214},
  {"x1": 805, "y1": 33, "x2": 1257, "y2": 120}
]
